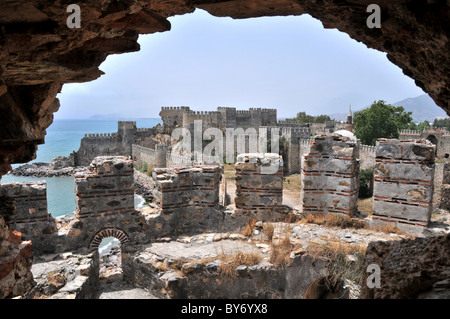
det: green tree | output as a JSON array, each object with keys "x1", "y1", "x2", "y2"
[
  {"x1": 418, "y1": 120, "x2": 430, "y2": 131},
  {"x1": 359, "y1": 168, "x2": 374, "y2": 198},
  {"x1": 287, "y1": 111, "x2": 332, "y2": 124},
  {"x1": 407, "y1": 122, "x2": 418, "y2": 130},
  {"x1": 433, "y1": 118, "x2": 450, "y2": 130},
  {"x1": 353, "y1": 100, "x2": 413, "y2": 146}
]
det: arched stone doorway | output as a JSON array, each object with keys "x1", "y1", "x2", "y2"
[
  {"x1": 88, "y1": 227, "x2": 130, "y2": 251},
  {"x1": 426, "y1": 134, "x2": 438, "y2": 155}
]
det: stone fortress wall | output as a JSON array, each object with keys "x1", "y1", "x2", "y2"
[
  {"x1": 70, "y1": 106, "x2": 378, "y2": 176},
  {"x1": 0, "y1": 139, "x2": 448, "y2": 298},
  {"x1": 399, "y1": 127, "x2": 450, "y2": 159}
]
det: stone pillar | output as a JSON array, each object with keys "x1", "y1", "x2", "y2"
[
  {"x1": 372, "y1": 139, "x2": 435, "y2": 233},
  {"x1": 71, "y1": 156, "x2": 137, "y2": 250},
  {"x1": 118, "y1": 121, "x2": 136, "y2": 155},
  {"x1": 234, "y1": 153, "x2": 284, "y2": 216},
  {"x1": 151, "y1": 165, "x2": 222, "y2": 234},
  {"x1": 75, "y1": 156, "x2": 134, "y2": 219},
  {"x1": 300, "y1": 134, "x2": 359, "y2": 216},
  {"x1": 152, "y1": 165, "x2": 221, "y2": 214},
  {"x1": 154, "y1": 144, "x2": 167, "y2": 168}
]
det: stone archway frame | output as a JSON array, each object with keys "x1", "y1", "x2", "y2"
[
  {"x1": 425, "y1": 134, "x2": 438, "y2": 155},
  {"x1": 88, "y1": 227, "x2": 130, "y2": 251}
]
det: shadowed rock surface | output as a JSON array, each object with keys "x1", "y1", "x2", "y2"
[{"x1": 0, "y1": 0, "x2": 449, "y2": 174}]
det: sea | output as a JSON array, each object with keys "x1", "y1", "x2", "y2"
[{"x1": 1, "y1": 118, "x2": 161, "y2": 253}]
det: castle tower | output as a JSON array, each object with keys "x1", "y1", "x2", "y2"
[
  {"x1": 118, "y1": 121, "x2": 137, "y2": 155},
  {"x1": 345, "y1": 105, "x2": 354, "y2": 132}
]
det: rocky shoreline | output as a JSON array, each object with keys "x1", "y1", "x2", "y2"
[{"x1": 8, "y1": 162, "x2": 87, "y2": 177}]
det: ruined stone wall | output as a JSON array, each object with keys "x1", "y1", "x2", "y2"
[
  {"x1": 74, "y1": 156, "x2": 135, "y2": 220},
  {"x1": 359, "y1": 144, "x2": 376, "y2": 170},
  {"x1": 361, "y1": 233, "x2": 450, "y2": 299},
  {"x1": 0, "y1": 181, "x2": 58, "y2": 253},
  {"x1": 0, "y1": 215, "x2": 34, "y2": 298},
  {"x1": 74, "y1": 121, "x2": 138, "y2": 166},
  {"x1": 132, "y1": 144, "x2": 167, "y2": 169},
  {"x1": 300, "y1": 135, "x2": 359, "y2": 216},
  {"x1": 400, "y1": 128, "x2": 450, "y2": 159},
  {"x1": 260, "y1": 127, "x2": 311, "y2": 175},
  {"x1": 74, "y1": 133, "x2": 122, "y2": 166},
  {"x1": 399, "y1": 130, "x2": 422, "y2": 140},
  {"x1": 152, "y1": 166, "x2": 221, "y2": 212},
  {"x1": 151, "y1": 165, "x2": 223, "y2": 234},
  {"x1": 234, "y1": 153, "x2": 284, "y2": 219},
  {"x1": 133, "y1": 127, "x2": 159, "y2": 148},
  {"x1": 440, "y1": 163, "x2": 450, "y2": 211},
  {"x1": 371, "y1": 139, "x2": 435, "y2": 234},
  {"x1": 69, "y1": 156, "x2": 141, "y2": 250},
  {"x1": 436, "y1": 134, "x2": 450, "y2": 159}
]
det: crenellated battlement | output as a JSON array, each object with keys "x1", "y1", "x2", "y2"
[
  {"x1": 360, "y1": 144, "x2": 376, "y2": 153},
  {"x1": 400, "y1": 129, "x2": 421, "y2": 135},
  {"x1": 136, "y1": 127, "x2": 153, "y2": 132},
  {"x1": 84, "y1": 132, "x2": 117, "y2": 139},
  {"x1": 300, "y1": 138, "x2": 314, "y2": 147},
  {"x1": 160, "y1": 106, "x2": 191, "y2": 111}
]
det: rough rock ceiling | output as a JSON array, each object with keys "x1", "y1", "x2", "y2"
[{"x1": 0, "y1": 0, "x2": 449, "y2": 174}]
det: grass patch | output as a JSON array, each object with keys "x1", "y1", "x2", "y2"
[
  {"x1": 357, "y1": 198, "x2": 373, "y2": 216},
  {"x1": 283, "y1": 174, "x2": 302, "y2": 192},
  {"x1": 218, "y1": 250, "x2": 262, "y2": 278},
  {"x1": 269, "y1": 235, "x2": 293, "y2": 268},
  {"x1": 300, "y1": 213, "x2": 367, "y2": 229},
  {"x1": 223, "y1": 163, "x2": 236, "y2": 181},
  {"x1": 306, "y1": 241, "x2": 366, "y2": 285},
  {"x1": 374, "y1": 224, "x2": 405, "y2": 235},
  {"x1": 262, "y1": 222, "x2": 275, "y2": 242}
]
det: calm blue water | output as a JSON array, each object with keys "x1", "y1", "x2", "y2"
[{"x1": 1, "y1": 119, "x2": 161, "y2": 217}]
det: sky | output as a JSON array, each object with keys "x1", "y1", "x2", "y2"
[{"x1": 55, "y1": 9, "x2": 426, "y2": 120}]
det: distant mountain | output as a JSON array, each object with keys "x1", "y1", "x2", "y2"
[
  {"x1": 329, "y1": 94, "x2": 447, "y2": 123},
  {"x1": 393, "y1": 94, "x2": 447, "y2": 123}
]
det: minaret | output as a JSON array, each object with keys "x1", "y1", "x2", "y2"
[{"x1": 345, "y1": 105, "x2": 354, "y2": 132}]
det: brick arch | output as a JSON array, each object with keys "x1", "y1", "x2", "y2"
[{"x1": 88, "y1": 227, "x2": 130, "y2": 251}]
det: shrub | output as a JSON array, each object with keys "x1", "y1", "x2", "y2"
[{"x1": 263, "y1": 222, "x2": 275, "y2": 242}]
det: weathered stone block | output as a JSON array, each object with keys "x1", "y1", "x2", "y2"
[
  {"x1": 300, "y1": 134, "x2": 359, "y2": 216},
  {"x1": 372, "y1": 139, "x2": 435, "y2": 233},
  {"x1": 234, "y1": 153, "x2": 284, "y2": 216}
]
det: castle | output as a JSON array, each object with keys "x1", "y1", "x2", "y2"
[
  {"x1": 1, "y1": 106, "x2": 449, "y2": 299},
  {"x1": 69, "y1": 106, "x2": 358, "y2": 173}
]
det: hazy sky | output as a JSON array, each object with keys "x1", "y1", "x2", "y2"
[{"x1": 56, "y1": 9, "x2": 426, "y2": 120}]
